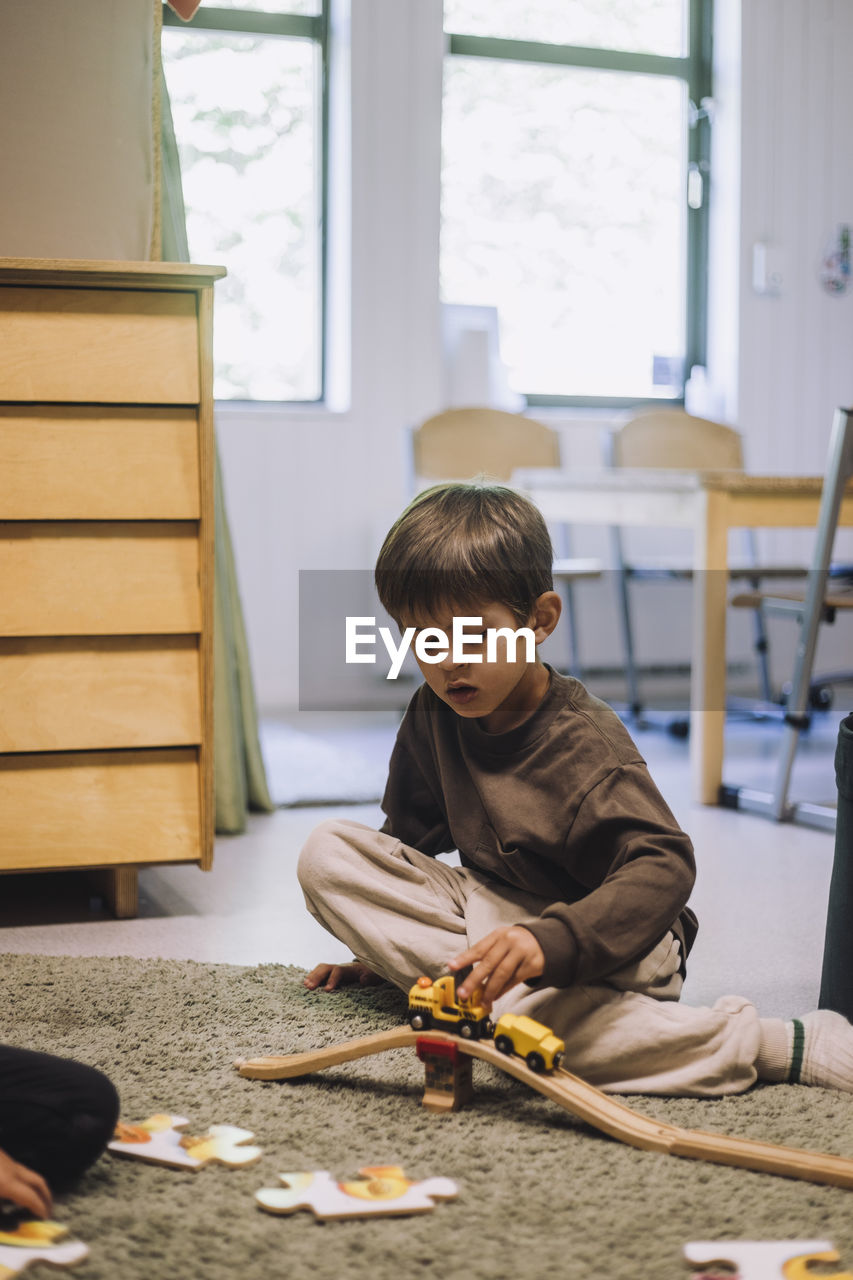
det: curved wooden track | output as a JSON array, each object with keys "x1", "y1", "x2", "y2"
[{"x1": 236, "y1": 1027, "x2": 853, "y2": 1190}]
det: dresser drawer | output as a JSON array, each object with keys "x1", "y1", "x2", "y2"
[
  {"x1": 0, "y1": 522, "x2": 200, "y2": 636},
  {"x1": 0, "y1": 636, "x2": 200, "y2": 752},
  {"x1": 0, "y1": 406, "x2": 200, "y2": 519},
  {"x1": 0, "y1": 287, "x2": 199, "y2": 403},
  {"x1": 0, "y1": 749, "x2": 201, "y2": 869}
]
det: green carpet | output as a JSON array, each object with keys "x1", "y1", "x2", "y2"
[{"x1": 2, "y1": 954, "x2": 852, "y2": 1280}]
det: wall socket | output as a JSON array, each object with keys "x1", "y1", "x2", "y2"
[{"x1": 752, "y1": 241, "x2": 786, "y2": 296}]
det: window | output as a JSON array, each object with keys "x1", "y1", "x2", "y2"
[
  {"x1": 441, "y1": 0, "x2": 712, "y2": 405},
  {"x1": 161, "y1": 1, "x2": 328, "y2": 401}
]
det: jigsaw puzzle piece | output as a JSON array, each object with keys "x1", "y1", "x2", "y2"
[
  {"x1": 783, "y1": 1249, "x2": 853, "y2": 1280},
  {"x1": 255, "y1": 1166, "x2": 458, "y2": 1220},
  {"x1": 179, "y1": 1124, "x2": 263, "y2": 1167},
  {"x1": 685, "y1": 1240, "x2": 851, "y2": 1280},
  {"x1": 0, "y1": 1221, "x2": 88, "y2": 1276},
  {"x1": 108, "y1": 1114, "x2": 262, "y2": 1169}
]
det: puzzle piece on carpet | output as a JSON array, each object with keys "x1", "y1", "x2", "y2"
[
  {"x1": 0, "y1": 1220, "x2": 88, "y2": 1276},
  {"x1": 255, "y1": 1166, "x2": 459, "y2": 1220},
  {"x1": 685, "y1": 1239, "x2": 852, "y2": 1280},
  {"x1": 108, "y1": 1114, "x2": 262, "y2": 1170}
]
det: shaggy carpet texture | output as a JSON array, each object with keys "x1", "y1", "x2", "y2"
[{"x1": 2, "y1": 953, "x2": 852, "y2": 1280}]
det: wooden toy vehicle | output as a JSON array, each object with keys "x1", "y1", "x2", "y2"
[
  {"x1": 493, "y1": 1014, "x2": 564, "y2": 1073},
  {"x1": 407, "y1": 974, "x2": 493, "y2": 1040}
]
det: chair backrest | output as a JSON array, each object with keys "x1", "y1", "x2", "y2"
[
  {"x1": 413, "y1": 407, "x2": 561, "y2": 483},
  {"x1": 610, "y1": 409, "x2": 744, "y2": 472}
]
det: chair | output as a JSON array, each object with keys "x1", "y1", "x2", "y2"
[
  {"x1": 604, "y1": 408, "x2": 805, "y2": 732},
  {"x1": 411, "y1": 407, "x2": 601, "y2": 676},
  {"x1": 722, "y1": 405, "x2": 853, "y2": 828}
]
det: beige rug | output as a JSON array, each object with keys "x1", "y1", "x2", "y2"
[{"x1": 2, "y1": 953, "x2": 852, "y2": 1280}]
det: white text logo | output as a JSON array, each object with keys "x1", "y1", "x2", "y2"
[{"x1": 345, "y1": 616, "x2": 535, "y2": 680}]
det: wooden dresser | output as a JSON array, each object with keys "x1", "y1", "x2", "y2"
[{"x1": 0, "y1": 258, "x2": 225, "y2": 916}]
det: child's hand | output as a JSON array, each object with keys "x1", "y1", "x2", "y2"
[
  {"x1": 449, "y1": 926, "x2": 545, "y2": 1010},
  {"x1": 0, "y1": 1147, "x2": 52, "y2": 1218},
  {"x1": 303, "y1": 962, "x2": 384, "y2": 992}
]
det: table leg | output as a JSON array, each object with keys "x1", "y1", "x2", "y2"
[{"x1": 690, "y1": 490, "x2": 729, "y2": 804}]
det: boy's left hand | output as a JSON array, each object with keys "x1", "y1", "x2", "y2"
[{"x1": 449, "y1": 926, "x2": 545, "y2": 1010}]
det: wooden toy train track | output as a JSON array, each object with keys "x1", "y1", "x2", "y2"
[{"x1": 236, "y1": 1026, "x2": 853, "y2": 1191}]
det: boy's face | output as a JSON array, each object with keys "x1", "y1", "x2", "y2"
[{"x1": 398, "y1": 594, "x2": 560, "y2": 735}]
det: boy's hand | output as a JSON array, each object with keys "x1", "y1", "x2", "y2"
[
  {"x1": 303, "y1": 961, "x2": 384, "y2": 992},
  {"x1": 450, "y1": 926, "x2": 545, "y2": 1010},
  {"x1": 0, "y1": 1148, "x2": 52, "y2": 1219}
]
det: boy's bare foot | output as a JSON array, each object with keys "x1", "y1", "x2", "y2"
[{"x1": 303, "y1": 962, "x2": 384, "y2": 992}]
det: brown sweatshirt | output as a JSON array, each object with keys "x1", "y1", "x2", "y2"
[{"x1": 380, "y1": 667, "x2": 697, "y2": 988}]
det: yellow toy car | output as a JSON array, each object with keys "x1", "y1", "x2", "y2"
[
  {"x1": 407, "y1": 973, "x2": 493, "y2": 1040},
  {"x1": 493, "y1": 1013, "x2": 564, "y2": 1073}
]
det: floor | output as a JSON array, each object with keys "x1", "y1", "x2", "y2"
[{"x1": 0, "y1": 703, "x2": 847, "y2": 1022}]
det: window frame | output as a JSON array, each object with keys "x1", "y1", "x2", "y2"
[
  {"x1": 442, "y1": 0, "x2": 714, "y2": 409},
  {"x1": 161, "y1": 2, "x2": 330, "y2": 404}
]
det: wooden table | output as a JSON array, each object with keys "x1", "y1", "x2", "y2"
[{"x1": 514, "y1": 467, "x2": 853, "y2": 805}]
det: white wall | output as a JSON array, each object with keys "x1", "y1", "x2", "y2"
[
  {"x1": 735, "y1": 0, "x2": 853, "y2": 554},
  {"x1": 723, "y1": 0, "x2": 853, "y2": 690},
  {"x1": 218, "y1": 0, "x2": 853, "y2": 714},
  {"x1": 1, "y1": 0, "x2": 849, "y2": 714},
  {"x1": 218, "y1": 0, "x2": 639, "y2": 709},
  {"x1": 9, "y1": 0, "x2": 845, "y2": 713},
  {"x1": 217, "y1": 0, "x2": 447, "y2": 711},
  {"x1": 220, "y1": 0, "x2": 853, "y2": 711},
  {"x1": 0, "y1": 0, "x2": 158, "y2": 260}
]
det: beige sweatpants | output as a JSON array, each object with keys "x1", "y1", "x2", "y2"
[{"x1": 297, "y1": 818, "x2": 763, "y2": 1097}]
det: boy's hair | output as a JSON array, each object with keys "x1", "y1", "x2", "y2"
[{"x1": 374, "y1": 480, "x2": 553, "y2": 626}]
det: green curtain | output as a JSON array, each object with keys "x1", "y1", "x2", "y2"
[{"x1": 161, "y1": 72, "x2": 275, "y2": 833}]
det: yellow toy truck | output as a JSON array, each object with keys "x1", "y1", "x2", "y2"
[
  {"x1": 493, "y1": 1013, "x2": 565, "y2": 1073},
  {"x1": 407, "y1": 973, "x2": 493, "y2": 1040}
]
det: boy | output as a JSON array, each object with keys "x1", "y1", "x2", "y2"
[{"x1": 298, "y1": 481, "x2": 853, "y2": 1097}]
